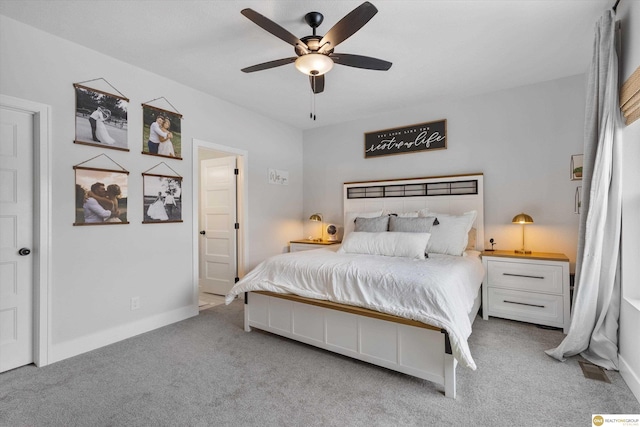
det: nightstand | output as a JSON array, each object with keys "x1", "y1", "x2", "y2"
[
  {"x1": 290, "y1": 239, "x2": 341, "y2": 252},
  {"x1": 481, "y1": 250, "x2": 570, "y2": 333}
]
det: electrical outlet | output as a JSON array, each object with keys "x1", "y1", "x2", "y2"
[{"x1": 130, "y1": 297, "x2": 140, "y2": 310}]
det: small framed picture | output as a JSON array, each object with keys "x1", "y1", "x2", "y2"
[
  {"x1": 142, "y1": 174, "x2": 183, "y2": 223},
  {"x1": 74, "y1": 84, "x2": 129, "y2": 151},
  {"x1": 74, "y1": 167, "x2": 129, "y2": 225},
  {"x1": 142, "y1": 105, "x2": 182, "y2": 159},
  {"x1": 570, "y1": 154, "x2": 583, "y2": 180}
]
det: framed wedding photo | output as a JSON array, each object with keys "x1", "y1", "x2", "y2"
[
  {"x1": 74, "y1": 167, "x2": 129, "y2": 225},
  {"x1": 141, "y1": 105, "x2": 183, "y2": 160},
  {"x1": 142, "y1": 174, "x2": 183, "y2": 223},
  {"x1": 74, "y1": 84, "x2": 129, "y2": 151}
]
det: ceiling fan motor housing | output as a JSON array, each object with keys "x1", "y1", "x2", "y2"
[{"x1": 304, "y1": 12, "x2": 324, "y2": 32}]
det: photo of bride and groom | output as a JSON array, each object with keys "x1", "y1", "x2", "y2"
[
  {"x1": 74, "y1": 85, "x2": 128, "y2": 150},
  {"x1": 74, "y1": 169, "x2": 129, "y2": 225},
  {"x1": 142, "y1": 106, "x2": 182, "y2": 159},
  {"x1": 143, "y1": 175, "x2": 182, "y2": 223}
]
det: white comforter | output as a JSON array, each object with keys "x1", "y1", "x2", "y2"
[{"x1": 225, "y1": 247, "x2": 485, "y2": 369}]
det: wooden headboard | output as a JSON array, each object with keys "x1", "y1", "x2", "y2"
[{"x1": 343, "y1": 173, "x2": 484, "y2": 251}]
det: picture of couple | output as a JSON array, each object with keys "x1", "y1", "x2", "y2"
[
  {"x1": 143, "y1": 175, "x2": 182, "y2": 223},
  {"x1": 75, "y1": 169, "x2": 128, "y2": 225},
  {"x1": 142, "y1": 106, "x2": 182, "y2": 159},
  {"x1": 74, "y1": 85, "x2": 128, "y2": 150}
]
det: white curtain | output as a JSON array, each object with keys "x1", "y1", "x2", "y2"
[{"x1": 546, "y1": 10, "x2": 622, "y2": 370}]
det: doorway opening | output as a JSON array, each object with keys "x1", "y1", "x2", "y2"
[{"x1": 192, "y1": 139, "x2": 247, "y2": 311}]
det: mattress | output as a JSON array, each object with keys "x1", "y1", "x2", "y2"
[{"x1": 226, "y1": 247, "x2": 485, "y2": 369}]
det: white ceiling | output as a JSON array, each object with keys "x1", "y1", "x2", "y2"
[{"x1": 0, "y1": 0, "x2": 611, "y2": 130}]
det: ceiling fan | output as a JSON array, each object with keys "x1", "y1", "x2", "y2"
[{"x1": 240, "y1": 1, "x2": 392, "y2": 97}]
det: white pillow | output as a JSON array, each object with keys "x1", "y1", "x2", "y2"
[
  {"x1": 382, "y1": 209, "x2": 419, "y2": 217},
  {"x1": 338, "y1": 231, "x2": 430, "y2": 259},
  {"x1": 421, "y1": 210, "x2": 477, "y2": 256},
  {"x1": 344, "y1": 210, "x2": 383, "y2": 237}
]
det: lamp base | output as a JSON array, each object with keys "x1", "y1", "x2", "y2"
[{"x1": 514, "y1": 249, "x2": 532, "y2": 254}]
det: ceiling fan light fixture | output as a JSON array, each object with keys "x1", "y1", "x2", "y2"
[{"x1": 295, "y1": 53, "x2": 334, "y2": 76}]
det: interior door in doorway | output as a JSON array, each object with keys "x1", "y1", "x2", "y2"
[
  {"x1": 0, "y1": 106, "x2": 34, "y2": 372},
  {"x1": 200, "y1": 156, "x2": 237, "y2": 295}
]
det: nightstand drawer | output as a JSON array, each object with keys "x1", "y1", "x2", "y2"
[
  {"x1": 487, "y1": 260, "x2": 563, "y2": 294},
  {"x1": 487, "y1": 288, "x2": 564, "y2": 326}
]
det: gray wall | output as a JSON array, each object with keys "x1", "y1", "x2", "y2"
[
  {"x1": 303, "y1": 75, "x2": 585, "y2": 268},
  {"x1": 0, "y1": 16, "x2": 303, "y2": 362}
]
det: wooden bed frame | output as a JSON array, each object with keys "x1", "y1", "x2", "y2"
[{"x1": 243, "y1": 174, "x2": 484, "y2": 398}]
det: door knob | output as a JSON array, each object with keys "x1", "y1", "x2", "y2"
[
  {"x1": 199, "y1": 230, "x2": 206, "y2": 235},
  {"x1": 18, "y1": 248, "x2": 31, "y2": 256}
]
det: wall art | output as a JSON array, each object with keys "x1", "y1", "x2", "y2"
[
  {"x1": 364, "y1": 119, "x2": 446, "y2": 158},
  {"x1": 141, "y1": 100, "x2": 183, "y2": 160},
  {"x1": 74, "y1": 155, "x2": 129, "y2": 225},
  {"x1": 268, "y1": 168, "x2": 289, "y2": 185},
  {"x1": 73, "y1": 79, "x2": 129, "y2": 151},
  {"x1": 142, "y1": 163, "x2": 183, "y2": 223},
  {"x1": 570, "y1": 154, "x2": 583, "y2": 181}
]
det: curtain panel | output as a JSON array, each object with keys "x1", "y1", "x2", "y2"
[{"x1": 546, "y1": 9, "x2": 622, "y2": 370}]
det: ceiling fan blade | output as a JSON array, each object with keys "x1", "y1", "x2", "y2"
[
  {"x1": 241, "y1": 57, "x2": 297, "y2": 73},
  {"x1": 310, "y1": 75, "x2": 325, "y2": 94},
  {"x1": 318, "y1": 2, "x2": 378, "y2": 53},
  {"x1": 331, "y1": 53, "x2": 392, "y2": 71},
  {"x1": 241, "y1": 8, "x2": 306, "y2": 48}
]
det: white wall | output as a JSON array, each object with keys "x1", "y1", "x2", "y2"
[
  {"x1": 0, "y1": 16, "x2": 303, "y2": 362},
  {"x1": 617, "y1": 0, "x2": 640, "y2": 403},
  {"x1": 303, "y1": 75, "x2": 585, "y2": 268}
]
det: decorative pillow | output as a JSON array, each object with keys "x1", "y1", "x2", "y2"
[
  {"x1": 423, "y1": 210, "x2": 477, "y2": 256},
  {"x1": 338, "y1": 232, "x2": 431, "y2": 259},
  {"x1": 383, "y1": 210, "x2": 419, "y2": 217},
  {"x1": 354, "y1": 215, "x2": 390, "y2": 232},
  {"x1": 343, "y1": 210, "x2": 383, "y2": 237},
  {"x1": 388, "y1": 216, "x2": 436, "y2": 233},
  {"x1": 466, "y1": 227, "x2": 477, "y2": 251}
]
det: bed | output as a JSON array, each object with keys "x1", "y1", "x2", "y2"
[{"x1": 226, "y1": 174, "x2": 485, "y2": 398}]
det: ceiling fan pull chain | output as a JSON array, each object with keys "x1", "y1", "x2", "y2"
[{"x1": 310, "y1": 78, "x2": 317, "y2": 120}]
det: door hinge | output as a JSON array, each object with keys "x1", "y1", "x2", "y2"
[
  {"x1": 234, "y1": 168, "x2": 239, "y2": 175},
  {"x1": 234, "y1": 223, "x2": 239, "y2": 229}
]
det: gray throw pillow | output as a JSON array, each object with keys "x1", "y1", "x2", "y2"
[
  {"x1": 354, "y1": 216, "x2": 389, "y2": 232},
  {"x1": 389, "y1": 216, "x2": 436, "y2": 233}
]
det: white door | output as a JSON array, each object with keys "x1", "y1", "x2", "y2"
[
  {"x1": 0, "y1": 106, "x2": 34, "y2": 372},
  {"x1": 199, "y1": 157, "x2": 237, "y2": 295}
]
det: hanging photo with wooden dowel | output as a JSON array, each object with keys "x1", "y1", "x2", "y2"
[
  {"x1": 141, "y1": 100, "x2": 183, "y2": 160},
  {"x1": 142, "y1": 167, "x2": 183, "y2": 224},
  {"x1": 73, "y1": 155, "x2": 129, "y2": 225},
  {"x1": 73, "y1": 79, "x2": 129, "y2": 151}
]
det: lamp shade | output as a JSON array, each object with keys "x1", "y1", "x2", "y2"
[
  {"x1": 512, "y1": 213, "x2": 534, "y2": 224},
  {"x1": 309, "y1": 213, "x2": 323, "y2": 222},
  {"x1": 295, "y1": 54, "x2": 334, "y2": 76}
]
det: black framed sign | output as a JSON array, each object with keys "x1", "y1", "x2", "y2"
[{"x1": 364, "y1": 119, "x2": 446, "y2": 158}]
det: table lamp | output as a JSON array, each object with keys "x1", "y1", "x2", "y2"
[
  {"x1": 309, "y1": 213, "x2": 323, "y2": 241},
  {"x1": 512, "y1": 213, "x2": 533, "y2": 254}
]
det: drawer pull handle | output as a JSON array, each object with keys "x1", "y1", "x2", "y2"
[
  {"x1": 503, "y1": 273, "x2": 545, "y2": 280},
  {"x1": 504, "y1": 300, "x2": 545, "y2": 308}
]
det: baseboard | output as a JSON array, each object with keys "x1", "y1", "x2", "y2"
[
  {"x1": 49, "y1": 305, "x2": 198, "y2": 364},
  {"x1": 620, "y1": 354, "x2": 640, "y2": 404}
]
